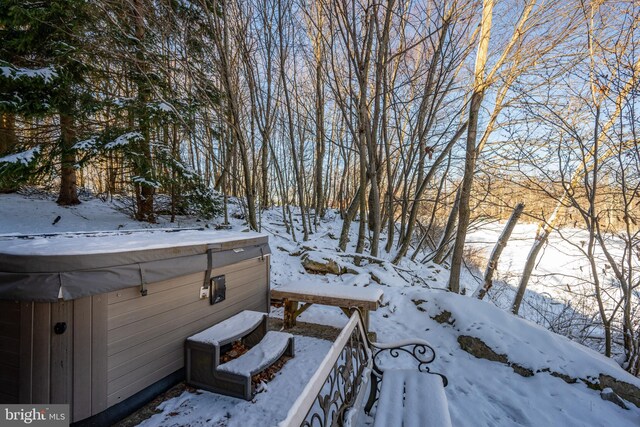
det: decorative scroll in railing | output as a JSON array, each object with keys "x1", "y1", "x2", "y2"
[
  {"x1": 279, "y1": 311, "x2": 372, "y2": 427},
  {"x1": 364, "y1": 338, "x2": 446, "y2": 413},
  {"x1": 279, "y1": 310, "x2": 447, "y2": 427}
]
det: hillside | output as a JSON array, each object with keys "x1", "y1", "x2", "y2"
[{"x1": 1, "y1": 193, "x2": 639, "y2": 426}]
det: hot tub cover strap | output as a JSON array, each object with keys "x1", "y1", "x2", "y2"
[{"x1": 0, "y1": 243, "x2": 270, "y2": 302}]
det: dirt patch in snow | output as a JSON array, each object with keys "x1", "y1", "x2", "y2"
[
  {"x1": 114, "y1": 383, "x2": 191, "y2": 427},
  {"x1": 267, "y1": 317, "x2": 342, "y2": 341}
]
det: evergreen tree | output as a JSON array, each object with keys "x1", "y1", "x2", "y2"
[{"x1": 0, "y1": 0, "x2": 94, "y2": 203}]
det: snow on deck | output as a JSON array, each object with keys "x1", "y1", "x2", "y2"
[
  {"x1": 188, "y1": 311, "x2": 266, "y2": 346},
  {"x1": 0, "y1": 228, "x2": 266, "y2": 256},
  {"x1": 217, "y1": 331, "x2": 293, "y2": 377},
  {"x1": 139, "y1": 336, "x2": 331, "y2": 427},
  {"x1": 273, "y1": 282, "x2": 383, "y2": 303},
  {"x1": 373, "y1": 370, "x2": 451, "y2": 427}
]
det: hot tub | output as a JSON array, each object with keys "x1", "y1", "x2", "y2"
[{"x1": 0, "y1": 229, "x2": 270, "y2": 423}]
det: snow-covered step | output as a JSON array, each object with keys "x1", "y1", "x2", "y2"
[
  {"x1": 188, "y1": 310, "x2": 267, "y2": 346},
  {"x1": 373, "y1": 369, "x2": 451, "y2": 427},
  {"x1": 185, "y1": 312, "x2": 295, "y2": 400},
  {"x1": 217, "y1": 331, "x2": 295, "y2": 377}
]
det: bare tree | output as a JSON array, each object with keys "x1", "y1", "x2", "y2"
[{"x1": 513, "y1": 0, "x2": 640, "y2": 314}]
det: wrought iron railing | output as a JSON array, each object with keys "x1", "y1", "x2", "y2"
[
  {"x1": 280, "y1": 311, "x2": 371, "y2": 427},
  {"x1": 364, "y1": 338, "x2": 447, "y2": 413},
  {"x1": 280, "y1": 309, "x2": 447, "y2": 427}
]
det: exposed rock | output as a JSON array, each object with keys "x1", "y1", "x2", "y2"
[
  {"x1": 412, "y1": 299, "x2": 427, "y2": 312},
  {"x1": 599, "y1": 374, "x2": 640, "y2": 408},
  {"x1": 433, "y1": 310, "x2": 453, "y2": 325},
  {"x1": 600, "y1": 388, "x2": 628, "y2": 410},
  {"x1": 301, "y1": 255, "x2": 343, "y2": 275},
  {"x1": 438, "y1": 311, "x2": 640, "y2": 407},
  {"x1": 511, "y1": 363, "x2": 534, "y2": 377},
  {"x1": 550, "y1": 371, "x2": 577, "y2": 384},
  {"x1": 457, "y1": 335, "x2": 508, "y2": 364},
  {"x1": 458, "y1": 335, "x2": 533, "y2": 377},
  {"x1": 583, "y1": 378, "x2": 601, "y2": 391}
]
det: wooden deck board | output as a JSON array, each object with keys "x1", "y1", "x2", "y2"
[{"x1": 271, "y1": 283, "x2": 383, "y2": 329}]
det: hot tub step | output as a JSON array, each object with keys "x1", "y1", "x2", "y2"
[
  {"x1": 185, "y1": 310, "x2": 269, "y2": 395},
  {"x1": 187, "y1": 310, "x2": 267, "y2": 346},
  {"x1": 217, "y1": 330, "x2": 295, "y2": 377}
]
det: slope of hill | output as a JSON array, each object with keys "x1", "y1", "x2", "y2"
[{"x1": 1, "y1": 192, "x2": 639, "y2": 426}]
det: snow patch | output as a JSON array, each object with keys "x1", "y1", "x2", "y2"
[
  {"x1": 105, "y1": 132, "x2": 143, "y2": 149},
  {"x1": 73, "y1": 136, "x2": 98, "y2": 150},
  {"x1": 0, "y1": 146, "x2": 40, "y2": 165},
  {"x1": 0, "y1": 65, "x2": 57, "y2": 83}
]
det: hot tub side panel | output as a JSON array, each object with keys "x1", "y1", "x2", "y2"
[
  {"x1": 0, "y1": 300, "x2": 20, "y2": 403},
  {"x1": 0, "y1": 297, "x2": 109, "y2": 422},
  {"x1": 105, "y1": 254, "x2": 270, "y2": 408},
  {"x1": 0, "y1": 246, "x2": 270, "y2": 423}
]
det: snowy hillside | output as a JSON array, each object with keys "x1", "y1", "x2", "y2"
[{"x1": 1, "y1": 193, "x2": 639, "y2": 426}]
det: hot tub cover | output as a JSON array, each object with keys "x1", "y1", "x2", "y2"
[{"x1": 0, "y1": 228, "x2": 270, "y2": 302}]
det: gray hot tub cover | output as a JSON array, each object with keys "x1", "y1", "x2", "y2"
[{"x1": 0, "y1": 230, "x2": 270, "y2": 302}]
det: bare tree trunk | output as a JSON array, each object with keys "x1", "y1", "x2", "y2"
[
  {"x1": 511, "y1": 198, "x2": 561, "y2": 314},
  {"x1": 277, "y1": 0, "x2": 308, "y2": 240},
  {"x1": 383, "y1": 91, "x2": 395, "y2": 254},
  {"x1": 0, "y1": 113, "x2": 18, "y2": 193},
  {"x1": 448, "y1": 0, "x2": 494, "y2": 293},
  {"x1": 338, "y1": 185, "x2": 362, "y2": 251},
  {"x1": 366, "y1": 0, "x2": 395, "y2": 257},
  {"x1": 474, "y1": 202, "x2": 524, "y2": 300},
  {"x1": 433, "y1": 186, "x2": 461, "y2": 264},
  {"x1": 0, "y1": 113, "x2": 16, "y2": 155},
  {"x1": 355, "y1": 146, "x2": 367, "y2": 254},
  {"x1": 132, "y1": 0, "x2": 155, "y2": 223},
  {"x1": 313, "y1": 17, "x2": 325, "y2": 227},
  {"x1": 57, "y1": 114, "x2": 80, "y2": 206},
  {"x1": 393, "y1": 123, "x2": 467, "y2": 263},
  {"x1": 260, "y1": 139, "x2": 269, "y2": 207},
  {"x1": 411, "y1": 153, "x2": 452, "y2": 261}
]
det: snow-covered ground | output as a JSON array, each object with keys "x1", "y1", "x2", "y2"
[
  {"x1": 465, "y1": 222, "x2": 638, "y2": 358},
  {"x1": 1, "y1": 192, "x2": 639, "y2": 426}
]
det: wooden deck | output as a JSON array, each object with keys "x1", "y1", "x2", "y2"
[{"x1": 270, "y1": 283, "x2": 383, "y2": 330}]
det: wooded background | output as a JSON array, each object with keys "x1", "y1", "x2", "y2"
[{"x1": 1, "y1": 0, "x2": 638, "y2": 374}]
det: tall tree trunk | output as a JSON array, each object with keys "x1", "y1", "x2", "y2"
[
  {"x1": 0, "y1": 113, "x2": 16, "y2": 155},
  {"x1": 338, "y1": 185, "x2": 362, "y2": 251},
  {"x1": 474, "y1": 202, "x2": 524, "y2": 300},
  {"x1": 383, "y1": 102, "x2": 395, "y2": 253},
  {"x1": 356, "y1": 145, "x2": 367, "y2": 255},
  {"x1": 432, "y1": 187, "x2": 461, "y2": 264},
  {"x1": 278, "y1": 0, "x2": 308, "y2": 240},
  {"x1": 448, "y1": 0, "x2": 494, "y2": 293},
  {"x1": 261, "y1": 140, "x2": 269, "y2": 207},
  {"x1": 313, "y1": 20, "x2": 325, "y2": 226},
  {"x1": 132, "y1": 0, "x2": 155, "y2": 223},
  {"x1": 0, "y1": 113, "x2": 18, "y2": 193},
  {"x1": 57, "y1": 113, "x2": 80, "y2": 205}
]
